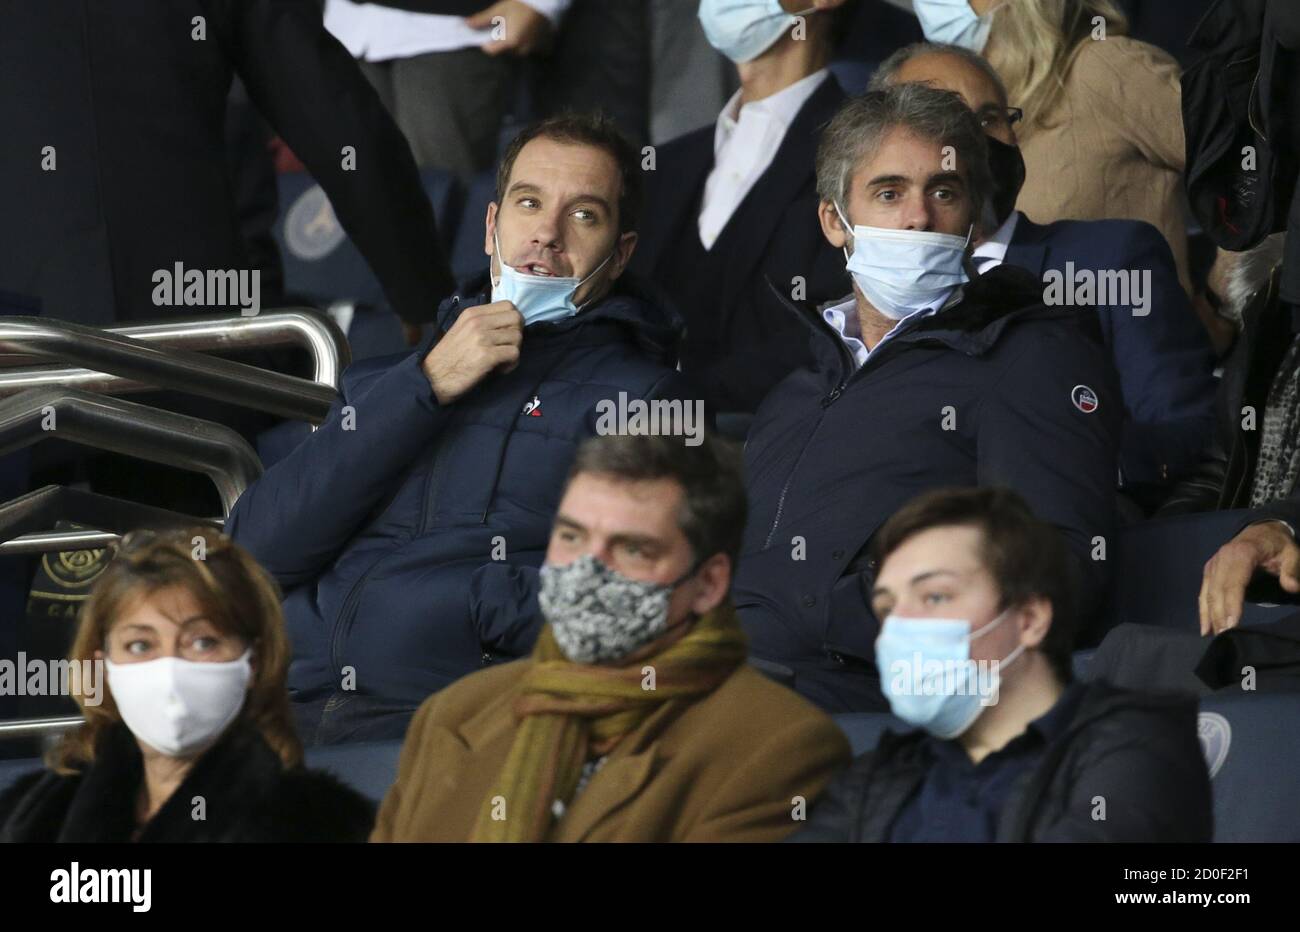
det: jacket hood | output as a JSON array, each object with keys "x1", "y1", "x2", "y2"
[{"x1": 440, "y1": 269, "x2": 685, "y2": 368}]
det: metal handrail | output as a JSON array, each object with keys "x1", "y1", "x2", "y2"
[
  {"x1": 0, "y1": 387, "x2": 262, "y2": 515},
  {"x1": 0, "y1": 308, "x2": 350, "y2": 388},
  {"x1": 0, "y1": 316, "x2": 337, "y2": 423},
  {"x1": 0, "y1": 715, "x2": 82, "y2": 740}
]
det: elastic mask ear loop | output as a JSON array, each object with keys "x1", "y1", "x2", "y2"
[
  {"x1": 573, "y1": 249, "x2": 617, "y2": 313},
  {"x1": 491, "y1": 229, "x2": 505, "y2": 290},
  {"x1": 835, "y1": 203, "x2": 855, "y2": 263}
]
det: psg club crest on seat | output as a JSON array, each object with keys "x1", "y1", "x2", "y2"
[
  {"x1": 1071, "y1": 384, "x2": 1099, "y2": 414},
  {"x1": 521, "y1": 396, "x2": 542, "y2": 417}
]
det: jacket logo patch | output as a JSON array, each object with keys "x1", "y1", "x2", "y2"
[
  {"x1": 1197, "y1": 711, "x2": 1231, "y2": 778},
  {"x1": 1071, "y1": 384, "x2": 1099, "y2": 414},
  {"x1": 521, "y1": 396, "x2": 542, "y2": 417}
]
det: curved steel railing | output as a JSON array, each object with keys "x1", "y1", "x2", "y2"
[
  {"x1": 0, "y1": 316, "x2": 338, "y2": 422},
  {"x1": 0, "y1": 387, "x2": 262, "y2": 515},
  {"x1": 0, "y1": 308, "x2": 349, "y2": 388}
]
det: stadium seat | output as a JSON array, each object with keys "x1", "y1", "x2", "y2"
[
  {"x1": 833, "y1": 712, "x2": 906, "y2": 757},
  {"x1": 451, "y1": 170, "x2": 498, "y2": 286},
  {"x1": 1109, "y1": 509, "x2": 1300, "y2": 632},
  {"x1": 0, "y1": 757, "x2": 39, "y2": 797},
  {"x1": 305, "y1": 740, "x2": 404, "y2": 804},
  {"x1": 420, "y1": 168, "x2": 463, "y2": 256},
  {"x1": 1199, "y1": 692, "x2": 1300, "y2": 842},
  {"x1": 274, "y1": 171, "x2": 387, "y2": 314}
]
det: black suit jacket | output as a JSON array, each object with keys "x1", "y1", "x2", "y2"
[
  {"x1": 632, "y1": 74, "x2": 848, "y2": 413},
  {"x1": 0, "y1": 0, "x2": 453, "y2": 325}
]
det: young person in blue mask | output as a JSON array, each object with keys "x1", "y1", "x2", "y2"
[
  {"x1": 733, "y1": 82, "x2": 1121, "y2": 713},
  {"x1": 791, "y1": 486, "x2": 1213, "y2": 842},
  {"x1": 225, "y1": 113, "x2": 696, "y2": 745}
]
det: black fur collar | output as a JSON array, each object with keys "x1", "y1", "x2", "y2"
[{"x1": 0, "y1": 722, "x2": 373, "y2": 843}]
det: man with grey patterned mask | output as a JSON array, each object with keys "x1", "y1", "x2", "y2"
[
  {"x1": 537, "y1": 436, "x2": 735, "y2": 663},
  {"x1": 373, "y1": 433, "x2": 849, "y2": 842}
]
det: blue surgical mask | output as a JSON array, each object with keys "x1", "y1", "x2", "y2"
[
  {"x1": 490, "y1": 231, "x2": 614, "y2": 325},
  {"x1": 913, "y1": 0, "x2": 1001, "y2": 53},
  {"x1": 835, "y1": 204, "x2": 971, "y2": 321},
  {"x1": 698, "y1": 0, "x2": 818, "y2": 64},
  {"x1": 875, "y1": 609, "x2": 1026, "y2": 739}
]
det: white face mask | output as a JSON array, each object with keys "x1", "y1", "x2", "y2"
[
  {"x1": 835, "y1": 203, "x2": 971, "y2": 321},
  {"x1": 106, "y1": 650, "x2": 252, "y2": 758}
]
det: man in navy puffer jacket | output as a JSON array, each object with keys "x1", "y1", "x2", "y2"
[{"x1": 227, "y1": 114, "x2": 693, "y2": 744}]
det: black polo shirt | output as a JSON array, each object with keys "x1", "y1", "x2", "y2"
[{"x1": 887, "y1": 683, "x2": 1086, "y2": 843}]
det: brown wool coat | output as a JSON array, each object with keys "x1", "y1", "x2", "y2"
[
  {"x1": 372, "y1": 660, "x2": 851, "y2": 842},
  {"x1": 1014, "y1": 36, "x2": 1191, "y2": 295}
]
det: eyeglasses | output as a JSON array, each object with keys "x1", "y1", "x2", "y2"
[{"x1": 979, "y1": 106, "x2": 1024, "y2": 130}]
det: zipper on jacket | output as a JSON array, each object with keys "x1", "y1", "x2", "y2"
[{"x1": 329, "y1": 567, "x2": 374, "y2": 674}]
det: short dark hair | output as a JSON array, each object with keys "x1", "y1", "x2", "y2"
[
  {"x1": 496, "y1": 112, "x2": 642, "y2": 235},
  {"x1": 870, "y1": 487, "x2": 1077, "y2": 683},
  {"x1": 815, "y1": 83, "x2": 992, "y2": 223},
  {"x1": 567, "y1": 433, "x2": 747, "y2": 568}
]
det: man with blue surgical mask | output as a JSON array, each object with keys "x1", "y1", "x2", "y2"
[
  {"x1": 733, "y1": 82, "x2": 1121, "y2": 713},
  {"x1": 870, "y1": 41, "x2": 1217, "y2": 506},
  {"x1": 226, "y1": 114, "x2": 696, "y2": 745},
  {"x1": 791, "y1": 486, "x2": 1212, "y2": 842}
]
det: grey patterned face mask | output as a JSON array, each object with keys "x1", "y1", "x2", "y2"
[{"x1": 538, "y1": 554, "x2": 697, "y2": 664}]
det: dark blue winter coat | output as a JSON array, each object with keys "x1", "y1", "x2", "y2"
[
  {"x1": 734, "y1": 265, "x2": 1123, "y2": 713},
  {"x1": 226, "y1": 273, "x2": 690, "y2": 739}
]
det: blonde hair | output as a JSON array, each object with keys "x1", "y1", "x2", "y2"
[
  {"x1": 986, "y1": 0, "x2": 1129, "y2": 131},
  {"x1": 48, "y1": 527, "x2": 301, "y2": 775}
]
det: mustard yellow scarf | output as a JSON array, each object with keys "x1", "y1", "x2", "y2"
[{"x1": 470, "y1": 603, "x2": 748, "y2": 842}]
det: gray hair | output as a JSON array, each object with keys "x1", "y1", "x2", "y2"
[
  {"x1": 869, "y1": 41, "x2": 1011, "y2": 106},
  {"x1": 815, "y1": 82, "x2": 992, "y2": 222}
]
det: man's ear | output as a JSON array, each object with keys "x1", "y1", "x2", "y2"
[
  {"x1": 609, "y1": 230, "x2": 638, "y2": 282},
  {"x1": 689, "y1": 553, "x2": 733, "y2": 617},
  {"x1": 483, "y1": 202, "x2": 499, "y2": 259},
  {"x1": 819, "y1": 199, "x2": 851, "y2": 250},
  {"x1": 1017, "y1": 597, "x2": 1053, "y2": 650}
]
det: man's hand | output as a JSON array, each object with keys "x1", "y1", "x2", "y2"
[
  {"x1": 467, "y1": 1, "x2": 554, "y2": 57},
  {"x1": 422, "y1": 301, "x2": 523, "y2": 405},
  {"x1": 1199, "y1": 520, "x2": 1300, "y2": 635}
]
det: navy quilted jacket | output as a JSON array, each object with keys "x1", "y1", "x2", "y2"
[{"x1": 226, "y1": 273, "x2": 690, "y2": 714}]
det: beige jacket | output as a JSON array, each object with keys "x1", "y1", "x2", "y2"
[
  {"x1": 1014, "y1": 36, "x2": 1191, "y2": 294},
  {"x1": 372, "y1": 660, "x2": 851, "y2": 842}
]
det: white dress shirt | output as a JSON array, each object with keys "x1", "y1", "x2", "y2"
[
  {"x1": 697, "y1": 69, "x2": 829, "y2": 250},
  {"x1": 970, "y1": 211, "x2": 1021, "y2": 274},
  {"x1": 821, "y1": 286, "x2": 962, "y2": 370},
  {"x1": 324, "y1": 0, "x2": 570, "y2": 62}
]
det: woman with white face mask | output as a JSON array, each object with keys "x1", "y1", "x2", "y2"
[
  {"x1": 790, "y1": 486, "x2": 1213, "y2": 843},
  {"x1": 0, "y1": 528, "x2": 373, "y2": 843}
]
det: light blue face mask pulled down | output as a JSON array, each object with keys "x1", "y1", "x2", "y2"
[
  {"x1": 490, "y1": 231, "x2": 614, "y2": 325},
  {"x1": 913, "y1": 0, "x2": 1000, "y2": 53},
  {"x1": 875, "y1": 609, "x2": 1026, "y2": 740},
  {"x1": 697, "y1": 0, "x2": 818, "y2": 64},
  {"x1": 835, "y1": 203, "x2": 971, "y2": 321}
]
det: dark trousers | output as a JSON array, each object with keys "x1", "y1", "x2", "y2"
[
  {"x1": 293, "y1": 689, "x2": 418, "y2": 746},
  {"x1": 359, "y1": 49, "x2": 513, "y2": 180}
]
